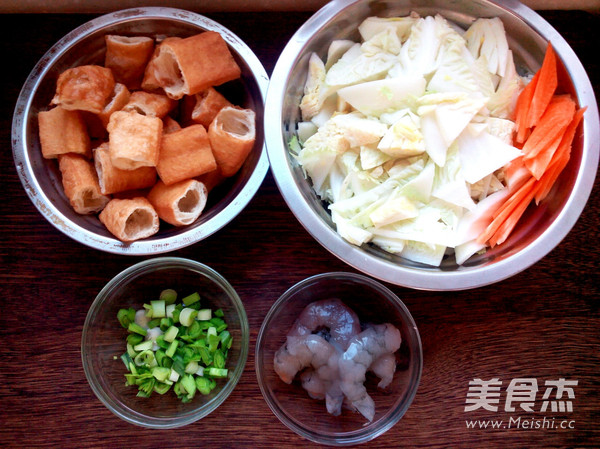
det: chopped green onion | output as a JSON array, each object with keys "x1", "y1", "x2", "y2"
[
  {"x1": 117, "y1": 288, "x2": 231, "y2": 402},
  {"x1": 185, "y1": 361, "x2": 199, "y2": 374},
  {"x1": 181, "y1": 374, "x2": 197, "y2": 400},
  {"x1": 121, "y1": 352, "x2": 133, "y2": 370},
  {"x1": 127, "y1": 322, "x2": 147, "y2": 336},
  {"x1": 152, "y1": 366, "x2": 171, "y2": 382},
  {"x1": 179, "y1": 308, "x2": 198, "y2": 327},
  {"x1": 134, "y1": 349, "x2": 156, "y2": 367},
  {"x1": 171, "y1": 359, "x2": 186, "y2": 377},
  {"x1": 134, "y1": 340, "x2": 153, "y2": 352},
  {"x1": 159, "y1": 317, "x2": 173, "y2": 331},
  {"x1": 126, "y1": 333, "x2": 144, "y2": 346},
  {"x1": 172, "y1": 305, "x2": 183, "y2": 323},
  {"x1": 143, "y1": 303, "x2": 153, "y2": 317},
  {"x1": 159, "y1": 289, "x2": 178, "y2": 305},
  {"x1": 117, "y1": 308, "x2": 136, "y2": 328},
  {"x1": 166, "y1": 304, "x2": 176, "y2": 319},
  {"x1": 182, "y1": 292, "x2": 201, "y2": 306},
  {"x1": 147, "y1": 318, "x2": 161, "y2": 329},
  {"x1": 196, "y1": 309, "x2": 212, "y2": 321},
  {"x1": 163, "y1": 325, "x2": 179, "y2": 343},
  {"x1": 155, "y1": 349, "x2": 167, "y2": 367},
  {"x1": 205, "y1": 367, "x2": 228, "y2": 378},
  {"x1": 153, "y1": 382, "x2": 172, "y2": 395},
  {"x1": 151, "y1": 299, "x2": 166, "y2": 318},
  {"x1": 195, "y1": 376, "x2": 214, "y2": 395},
  {"x1": 169, "y1": 369, "x2": 180, "y2": 383},
  {"x1": 213, "y1": 350, "x2": 226, "y2": 369},
  {"x1": 198, "y1": 346, "x2": 213, "y2": 366},
  {"x1": 155, "y1": 334, "x2": 169, "y2": 350},
  {"x1": 165, "y1": 339, "x2": 179, "y2": 358},
  {"x1": 219, "y1": 330, "x2": 232, "y2": 349}
]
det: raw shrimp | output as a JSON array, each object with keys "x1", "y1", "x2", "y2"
[
  {"x1": 287, "y1": 298, "x2": 362, "y2": 350},
  {"x1": 300, "y1": 369, "x2": 345, "y2": 416},
  {"x1": 370, "y1": 352, "x2": 397, "y2": 389},
  {"x1": 274, "y1": 334, "x2": 338, "y2": 384},
  {"x1": 273, "y1": 299, "x2": 402, "y2": 421},
  {"x1": 339, "y1": 323, "x2": 402, "y2": 422}
]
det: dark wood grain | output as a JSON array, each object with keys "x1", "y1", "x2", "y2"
[{"x1": 1, "y1": 9, "x2": 598, "y2": 449}]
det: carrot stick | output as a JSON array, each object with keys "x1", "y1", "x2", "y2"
[
  {"x1": 477, "y1": 177, "x2": 536, "y2": 245},
  {"x1": 525, "y1": 43, "x2": 558, "y2": 130},
  {"x1": 514, "y1": 71, "x2": 539, "y2": 144},
  {"x1": 521, "y1": 95, "x2": 576, "y2": 159},
  {"x1": 488, "y1": 183, "x2": 537, "y2": 247},
  {"x1": 533, "y1": 106, "x2": 586, "y2": 203},
  {"x1": 523, "y1": 132, "x2": 563, "y2": 180}
]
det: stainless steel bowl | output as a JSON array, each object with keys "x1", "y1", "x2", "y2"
[
  {"x1": 265, "y1": 0, "x2": 599, "y2": 290},
  {"x1": 12, "y1": 7, "x2": 269, "y2": 255}
]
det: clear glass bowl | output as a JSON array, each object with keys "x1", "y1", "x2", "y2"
[
  {"x1": 255, "y1": 272, "x2": 422, "y2": 446},
  {"x1": 81, "y1": 257, "x2": 249, "y2": 428}
]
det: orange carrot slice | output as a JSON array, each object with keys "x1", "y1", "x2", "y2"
[
  {"x1": 524, "y1": 131, "x2": 563, "y2": 180},
  {"x1": 514, "y1": 71, "x2": 539, "y2": 144},
  {"x1": 533, "y1": 106, "x2": 586, "y2": 203},
  {"x1": 477, "y1": 176, "x2": 536, "y2": 245},
  {"x1": 525, "y1": 43, "x2": 558, "y2": 130},
  {"x1": 521, "y1": 94, "x2": 576, "y2": 160},
  {"x1": 488, "y1": 183, "x2": 537, "y2": 247}
]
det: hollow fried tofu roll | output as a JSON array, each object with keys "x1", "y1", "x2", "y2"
[
  {"x1": 107, "y1": 110, "x2": 163, "y2": 170},
  {"x1": 38, "y1": 106, "x2": 91, "y2": 159},
  {"x1": 196, "y1": 169, "x2": 227, "y2": 192},
  {"x1": 80, "y1": 111, "x2": 107, "y2": 140},
  {"x1": 57, "y1": 153, "x2": 110, "y2": 214},
  {"x1": 157, "y1": 124, "x2": 217, "y2": 185},
  {"x1": 98, "y1": 83, "x2": 131, "y2": 128},
  {"x1": 147, "y1": 179, "x2": 208, "y2": 226},
  {"x1": 162, "y1": 116, "x2": 182, "y2": 134},
  {"x1": 94, "y1": 143, "x2": 157, "y2": 195},
  {"x1": 99, "y1": 197, "x2": 159, "y2": 242},
  {"x1": 104, "y1": 35, "x2": 155, "y2": 90},
  {"x1": 151, "y1": 31, "x2": 241, "y2": 100},
  {"x1": 141, "y1": 37, "x2": 181, "y2": 92},
  {"x1": 190, "y1": 87, "x2": 233, "y2": 128},
  {"x1": 122, "y1": 91, "x2": 177, "y2": 118},
  {"x1": 51, "y1": 65, "x2": 115, "y2": 114},
  {"x1": 208, "y1": 106, "x2": 256, "y2": 177}
]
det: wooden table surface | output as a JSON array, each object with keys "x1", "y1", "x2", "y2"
[{"x1": 1, "y1": 8, "x2": 598, "y2": 449}]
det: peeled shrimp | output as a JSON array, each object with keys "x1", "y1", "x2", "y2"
[
  {"x1": 287, "y1": 298, "x2": 361, "y2": 350},
  {"x1": 273, "y1": 299, "x2": 402, "y2": 422},
  {"x1": 339, "y1": 323, "x2": 402, "y2": 422},
  {"x1": 370, "y1": 352, "x2": 397, "y2": 389},
  {"x1": 274, "y1": 334, "x2": 337, "y2": 384},
  {"x1": 300, "y1": 369, "x2": 345, "y2": 416}
]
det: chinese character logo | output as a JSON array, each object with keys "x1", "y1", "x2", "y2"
[
  {"x1": 541, "y1": 379, "x2": 578, "y2": 412},
  {"x1": 465, "y1": 378, "x2": 503, "y2": 412},
  {"x1": 465, "y1": 377, "x2": 577, "y2": 413}
]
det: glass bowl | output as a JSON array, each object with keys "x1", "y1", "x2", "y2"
[
  {"x1": 255, "y1": 272, "x2": 422, "y2": 446},
  {"x1": 12, "y1": 7, "x2": 269, "y2": 255},
  {"x1": 81, "y1": 257, "x2": 249, "y2": 428},
  {"x1": 264, "y1": 0, "x2": 599, "y2": 290}
]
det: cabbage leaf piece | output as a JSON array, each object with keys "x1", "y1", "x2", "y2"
[
  {"x1": 456, "y1": 124, "x2": 522, "y2": 184},
  {"x1": 337, "y1": 76, "x2": 426, "y2": 117},
  {"x1": 358, "y1": 14, "x2": 419, "y2": 43},
  {"x1": 326, "y1": 41, "x2": 396, "y2": 88},
  {"x1": 464, "y1": 17, "x2": 510, "y2": 77}
]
